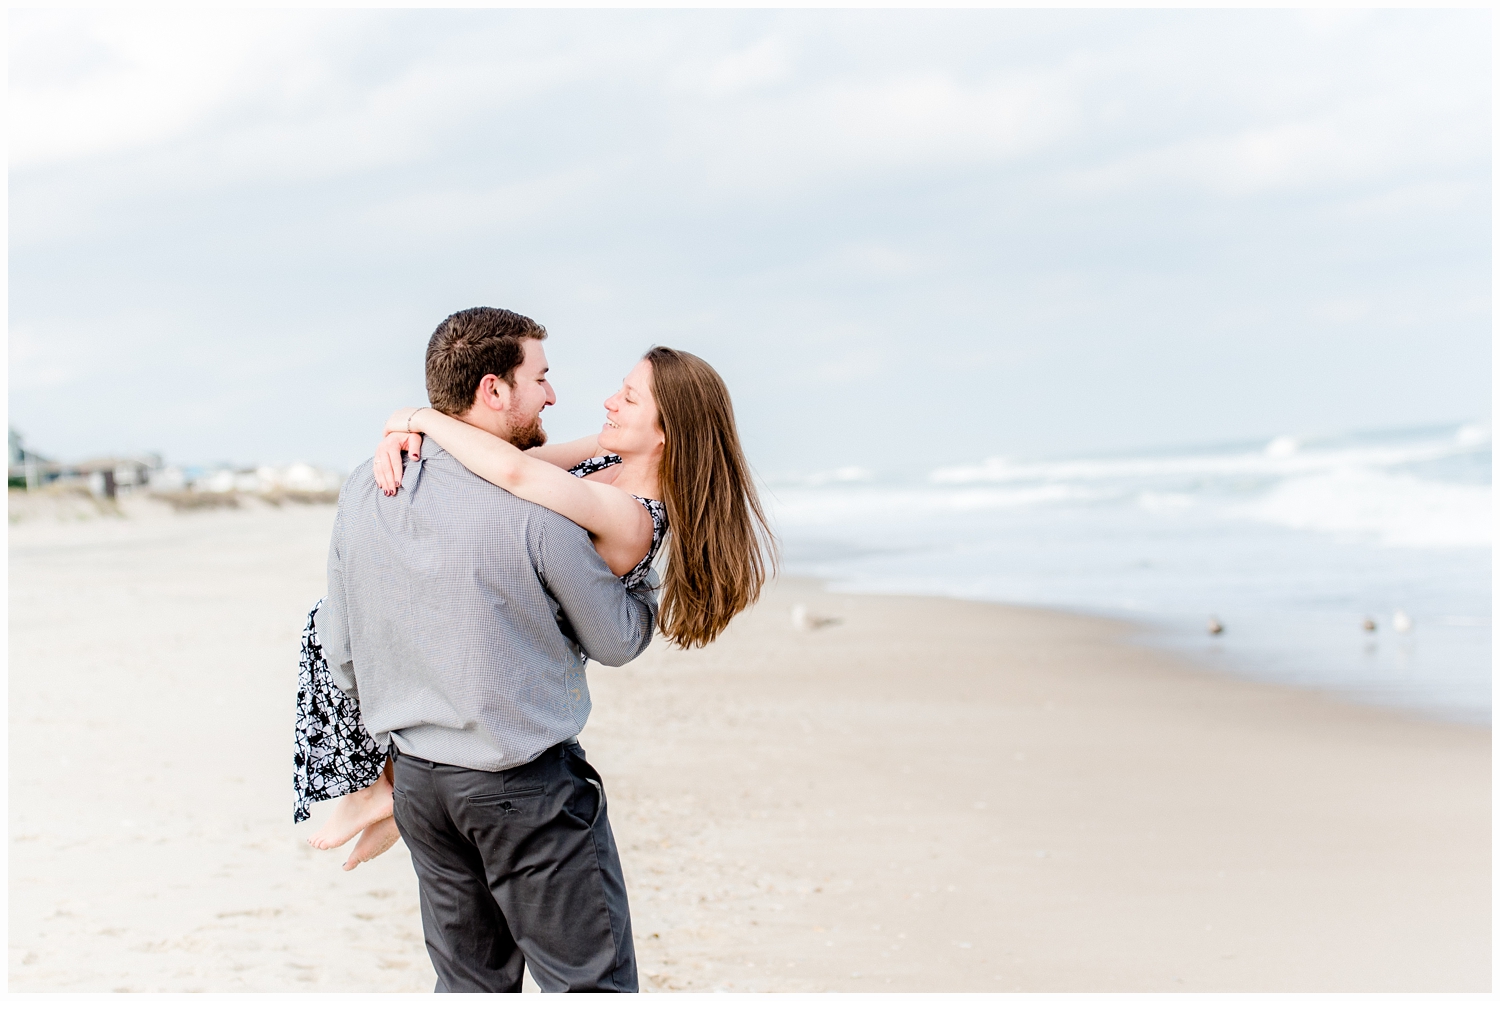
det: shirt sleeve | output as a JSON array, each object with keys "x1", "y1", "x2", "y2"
[
  {"x1": 535, "y1": 514, "x2": 658, "y2": 667},
  {"x1": 314, "y1": 506, "x2": 359, "y2": 700}
]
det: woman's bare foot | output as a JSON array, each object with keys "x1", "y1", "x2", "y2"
[
  {"x1": 308, "y1": 775, "x2": 393, "y2": 850},
  {"x1": 342, "y1": 816, "x2": 401, "y2": 871}
]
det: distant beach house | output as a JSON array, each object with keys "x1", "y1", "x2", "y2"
[
  {"x1": 10, "y1": 427, "x2": 164, "y2": 495},
  {"x1": 8, "y1": 426, "x2": 341, "y2": 501},
  {"x1": 188, "y1": 463, "x2": 342, "y2": 495},
  {"x1": 8, "y1": 428, "x2": 58, "y2": 489},
  {"x1": 9, "y1": 429, "x2": 29, "y2": 481}
]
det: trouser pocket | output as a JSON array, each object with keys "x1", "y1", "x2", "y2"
[{"x1": 562, "y1": 748, "x2": 606, "y2": 829}]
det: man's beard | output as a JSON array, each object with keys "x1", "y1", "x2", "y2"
[{"x1": 507, "y1": 408, "x2": 547, "y2": 451}]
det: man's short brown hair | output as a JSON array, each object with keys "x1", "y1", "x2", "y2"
[{"x1": 425, "y1": 307, "x2": 548, "y2": 415}]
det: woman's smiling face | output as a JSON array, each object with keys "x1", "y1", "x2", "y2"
[{"x1": 599, "y1": 358, "x2": 665, "y2": 458}]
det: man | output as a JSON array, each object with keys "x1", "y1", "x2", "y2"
[{"x1": 316, "y1": 307, "x2": 654, "y2": 992}]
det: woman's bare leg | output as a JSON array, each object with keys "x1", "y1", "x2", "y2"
[
  {"x1": 342, "y1": 816, "x2": 401, "y2": 871},
  {"x1": 307, "y1": 759, "x2": 394, "y2": 850}
]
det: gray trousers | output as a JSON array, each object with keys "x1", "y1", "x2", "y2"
[{"x1": 391, "y1": 740, "x2": 637, "y2": 992}]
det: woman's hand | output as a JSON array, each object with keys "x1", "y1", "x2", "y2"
[{"x1": 373, "y1": 431, "x2": 423, "y2": 495}]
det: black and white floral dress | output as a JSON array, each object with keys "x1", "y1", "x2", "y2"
[{"x1": 292, "y1": 454, "x2": 667, "y2": 823}]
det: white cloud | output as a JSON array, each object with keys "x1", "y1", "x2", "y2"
[
  {"x1": 356, "y1": 168, "x2": 607, "y2": 240},
  {"x1": 1061, "y1": 100, "x2": 1475, "y2": 200},
  {"x1": 8, "y1": 10, "x2": 328, "y2": 169},
  {"x1": 7, "y1": 326, "x2": 73, "y2": 391},
  {"x1": 678, "y1": 68, "x2": 1078, "y2": 201},
  {"x1": 1312, "y1": 299, "x2": 1370, "y2": 325},
  {"x1": 828, "y1": 243, "x2": 922, "y2": 279},
  {"x1": 13, "y1": 11, "x2": 1485, "y2": 228},
  {"x1": 6, "y1": 10, "x2": 1490, "y2": 469},
  {"x1": 811, "y1": 347, "x2": 888, "y2": 385},
  {"x1": 700, "y1": 37, "x2": 793, "y2": 98}
]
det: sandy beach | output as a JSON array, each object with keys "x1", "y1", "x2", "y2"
[{"x1": 7, "y1": 492, "x2": 1490, "y2": 992}]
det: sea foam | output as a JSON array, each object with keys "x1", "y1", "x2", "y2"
[
  {"x1": 768, "y1": 422, "x2": 1491, "y2": 722},
  {"x1": 1234, "y1": 469, "x2": 1489, "y2": 548}
]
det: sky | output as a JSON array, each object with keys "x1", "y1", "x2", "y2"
[{"x1": 7, "y1": 8, "x2": 1492, "y2": 477}]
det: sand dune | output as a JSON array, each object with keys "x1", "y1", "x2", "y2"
[{"x1": 7, "y1": 496, "x2": 1490, "y2": 991}]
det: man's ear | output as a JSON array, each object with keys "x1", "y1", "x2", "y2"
[{"x1": 476, "y1": 374, "x2": 511, "y2": 412}]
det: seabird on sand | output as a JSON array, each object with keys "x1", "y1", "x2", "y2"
[{"x1": 791, "y1": 604, "x2": 842, "y2": 632}]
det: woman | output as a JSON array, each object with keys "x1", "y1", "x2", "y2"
[{"x1": 294, "y1": 346, "x2": 775, "y2": 868}]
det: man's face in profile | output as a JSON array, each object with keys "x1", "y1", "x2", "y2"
[{"x1": 505, "y1": 339, "x2": 556, "y2": 450}]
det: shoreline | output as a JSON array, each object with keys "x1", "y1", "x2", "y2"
[
  {"x1": 12, "y1": 487, "x2": 1488, "y2": 725},
  {"x1": 783, "y1": 573, "x2": 1492, "y2": 729},
  {"x1": 8, "y1": 503, "x2": 1491, "y2": 991}
]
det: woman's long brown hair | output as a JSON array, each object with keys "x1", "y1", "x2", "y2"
[{"x1": 646, "y1": 346, "x2": 777, "y2": 648}]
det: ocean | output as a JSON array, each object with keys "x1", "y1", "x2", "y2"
[{"x1": 765, "y1": 422, "x2": 1492, "y2": 724}]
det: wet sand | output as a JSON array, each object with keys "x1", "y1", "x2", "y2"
[{"x1": 7, "y1": 493, "x2": 1490, "y2": 991}]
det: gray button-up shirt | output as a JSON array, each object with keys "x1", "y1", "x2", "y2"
[{"x1": 315, "y1": 437, "x2": 658, "y2": 772}]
